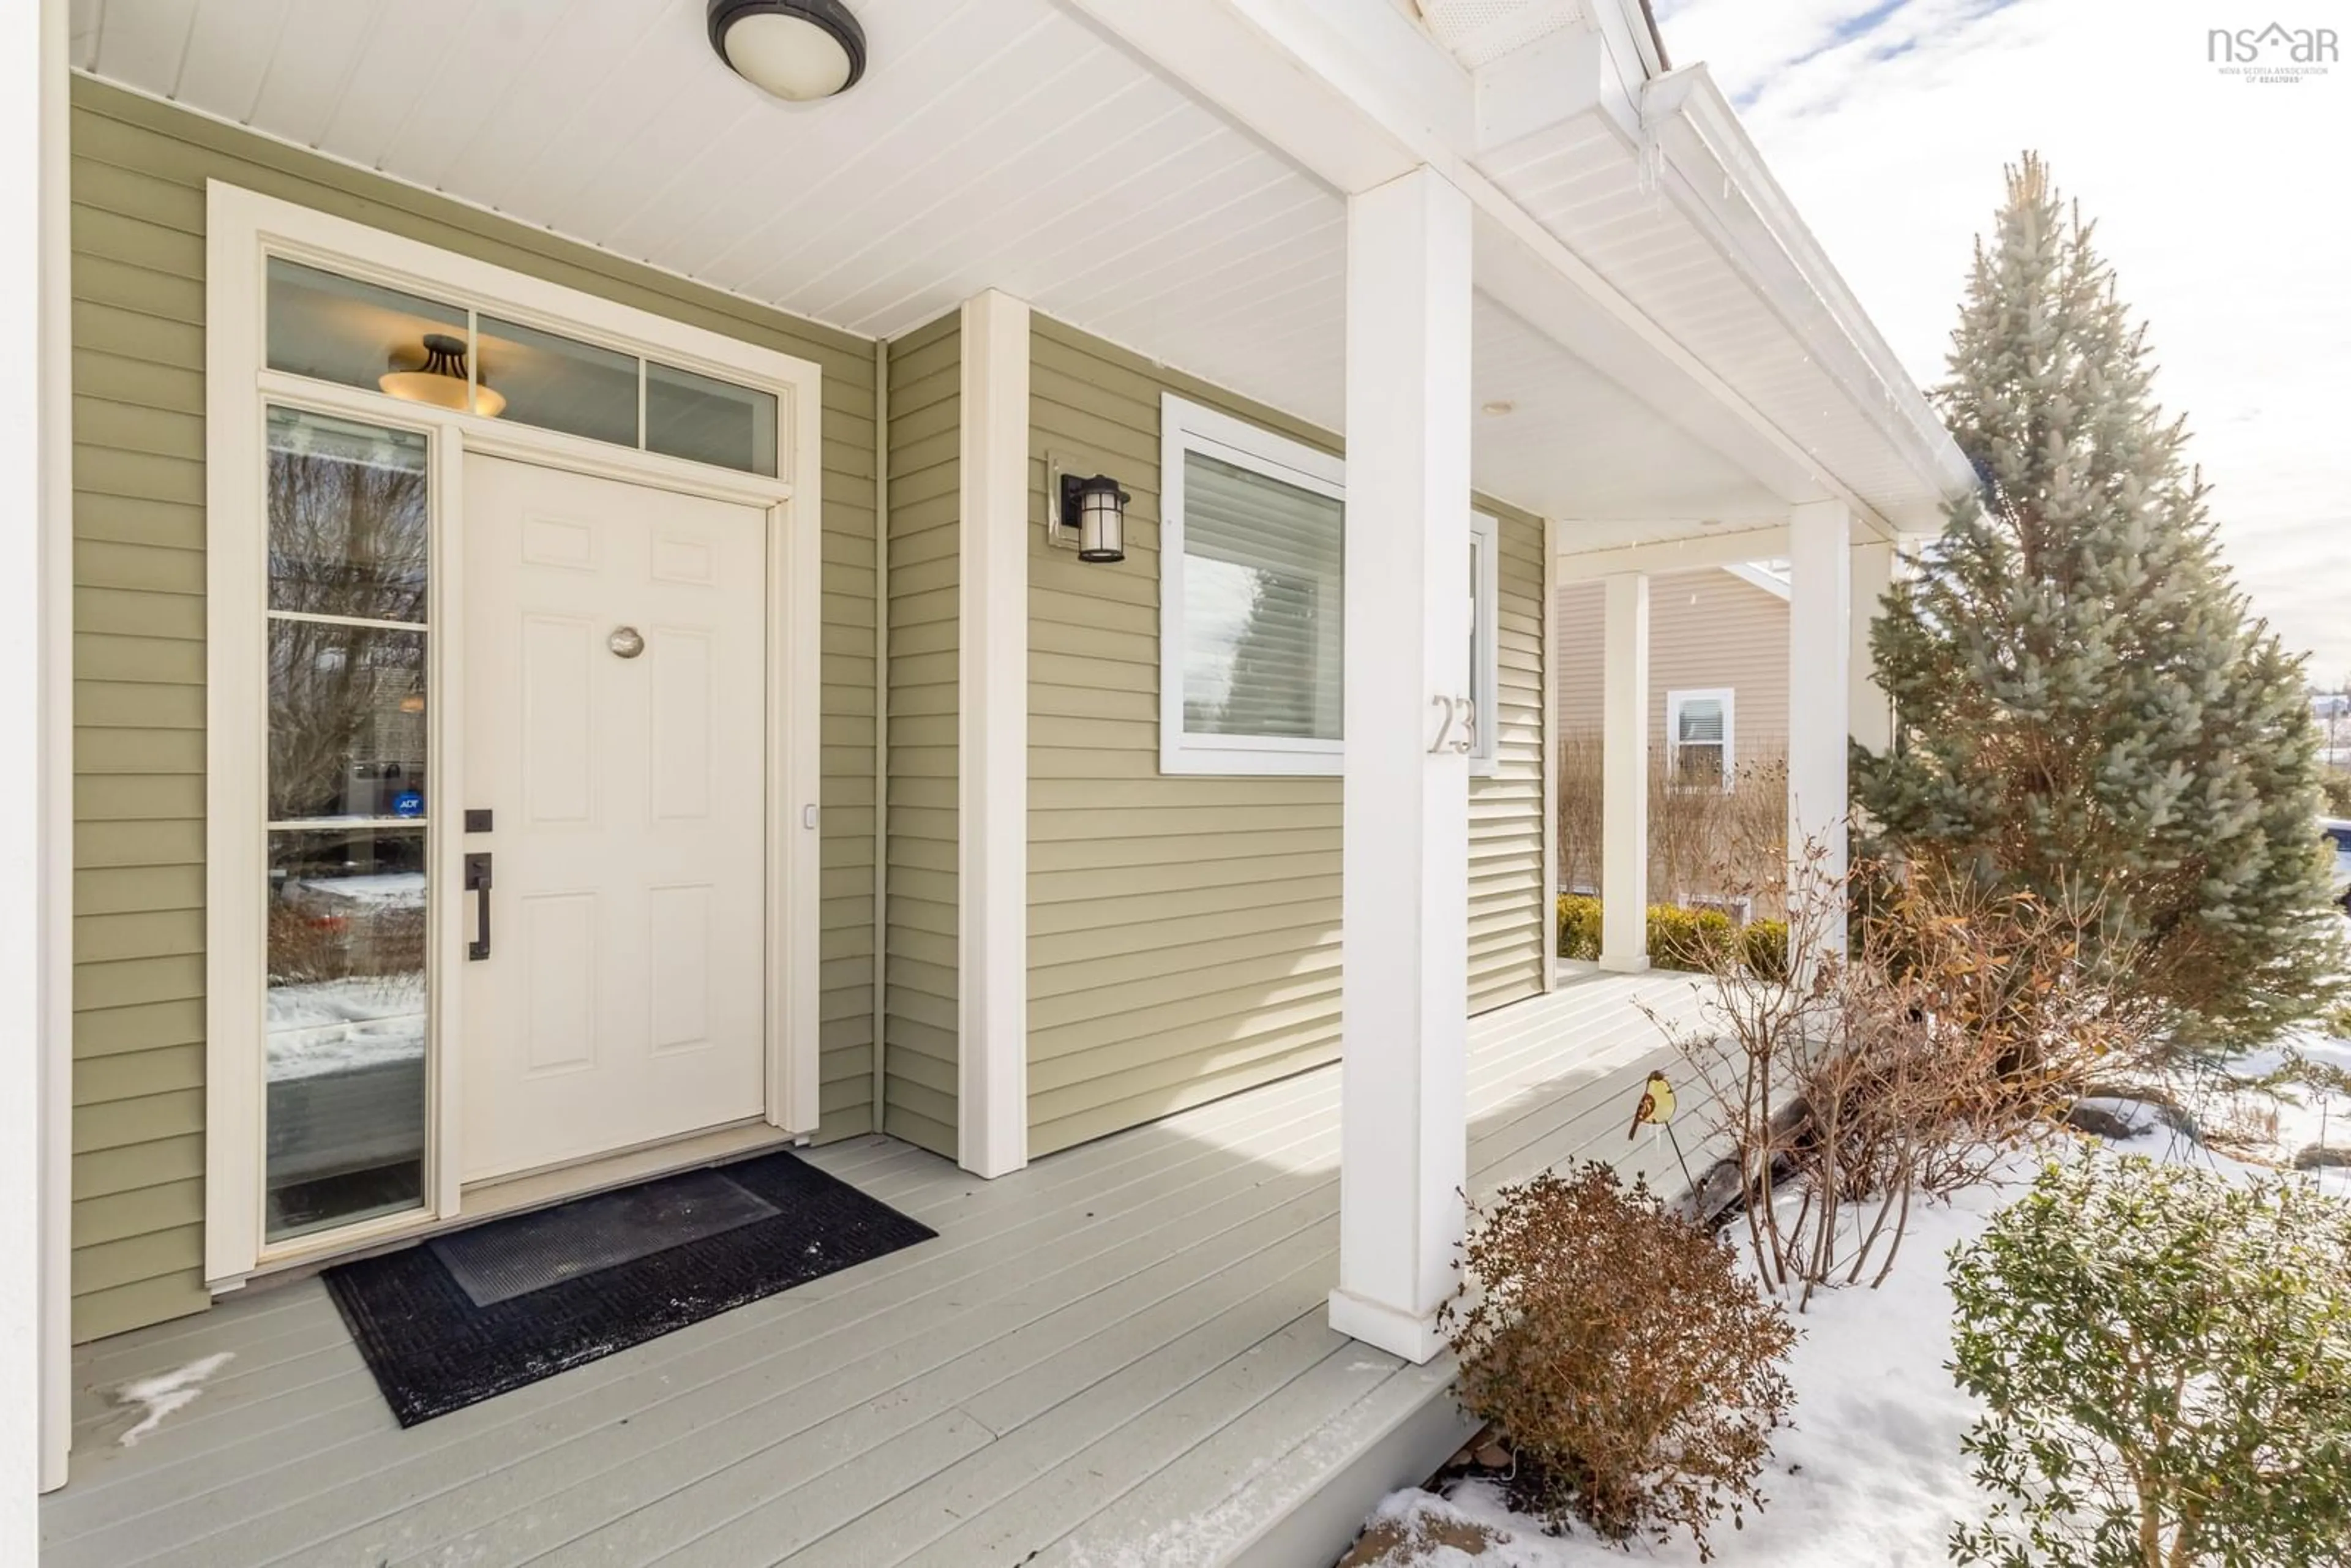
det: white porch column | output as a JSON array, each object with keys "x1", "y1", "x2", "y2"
[
  {"x1": 1598, "y1": 572, "x2": 1649, "y2": 971},
  {"x1": 1788, "y1": 500, "x2": 1853, "y2": 953},
  {"x1": 1848, "y1": 533, "x2": 1895, "y2": 757},
  {"x1": 1331, "y1": 165, "x2": 1472, "y2": 1365},
  {"x1": 956, "y1": 290, "x2": 1030, "y2": 1179}
]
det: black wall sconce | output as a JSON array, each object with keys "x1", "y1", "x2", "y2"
[{"x1": 1046, "y1": 452, "x2": 1129, "y2": 563}]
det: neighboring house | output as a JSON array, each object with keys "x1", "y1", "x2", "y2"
[
  {"x1": 1555, "y1": 562, "x2": 1794, "y2": 778},
  {"x1": 13, "y1": 0, "x2": 1968, "y2": 1558}
]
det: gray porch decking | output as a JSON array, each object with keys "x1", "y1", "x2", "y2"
[{"x1": 43, "y1": 972, "x2": 1715, "y2": 1568}]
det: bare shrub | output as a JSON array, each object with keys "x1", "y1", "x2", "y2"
[
  {"x1": 1444, "y1": 1163, "x2": 1796, "y2": 1559},
  {"x1": 1648, "y1": 840, "x2": 2147, "y2": 1308},
  {"x1": 1555, "y1": 727, "x2": 1787, "y2": 918}
]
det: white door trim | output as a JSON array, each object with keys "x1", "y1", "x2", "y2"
[{"x1": 202, "y1": 184, "x2": 824, "y2": 1288}]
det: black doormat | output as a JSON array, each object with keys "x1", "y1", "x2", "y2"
[{"x1": 323, "y1": 1150, "x2": 935, "y2": 1426}]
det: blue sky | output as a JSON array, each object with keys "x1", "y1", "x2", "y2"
[{"x1": 1656, "y1": 0, "x2": 2350, "y2": 681}]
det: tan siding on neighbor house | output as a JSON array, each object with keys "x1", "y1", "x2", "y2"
[
  {"x1": 1024, "y1": 317, "x2": 1550, "y2": 1156},
  {"x1": 67, "y1": 78, "x2": 880, "y2": 1340},
  {"x1": 1554, "y1": 568, "x2": 1790, "y2": 760},
  {"x1": 882, "y1": 312, "x2": 961, "y2": 1158}
]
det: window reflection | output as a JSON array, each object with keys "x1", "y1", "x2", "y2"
[
  {"x1": 648, "y1": 361, "x2": 778, "y2": 476},
  {"x1": 266, "y1": 258, "x2": 468, "y2": 401},
  {"x1": 264, "y1": 404, "x2": 433, "y2": 1244},
  {"x1": 476, "y1": 316, "x2": 639, "y2": 448},
  {"x1": 267, "y1": 408, "x2": 429, "y2": 623},
  {"x1": 265, "y1": 827, "x2": 428, "y2": 1242},
  {"x1": 264, "y1": 262, "x2": 784, "y2": 476},
  {"x1": 268, "y1": 622, "x2": 426, "y2": 820}
]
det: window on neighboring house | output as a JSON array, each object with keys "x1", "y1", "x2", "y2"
[
  {"x1": 1158, "y1": 394, "x2": 1505, "y2": 776},
  {"x1": 1667, "y1": 688, "x2": 1735, "y2": 790}
]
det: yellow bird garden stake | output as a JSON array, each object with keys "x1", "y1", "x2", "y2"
[{"x1": 1628, "y1": 1070, "x2": 1698, "y2": 1199}]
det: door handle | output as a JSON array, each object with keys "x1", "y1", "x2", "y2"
[{"x1": 464, "y1": 852, "x2": 493, "y2": 961}]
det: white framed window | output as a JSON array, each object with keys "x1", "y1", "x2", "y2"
[
  {"x1": 1158, "y1": 395, "x2": 1504, "y2": 777},
  {"x1": 1160, "y1": 395, "x2": 1348, "y2": 775},
  {"x1": 1666, "y1": 688, "x2": 1736, "y2": 791},
  {"x1": 1468, "y1": 511, "x2": 1501, "y2": 776}
]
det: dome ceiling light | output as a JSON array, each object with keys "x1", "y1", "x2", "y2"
[
  {"x1": 708, "y1": 0, "x2": 868, "y2": 102},
  {"x1": 380, "y1": 332, "x2": 504, "y2": 418}
]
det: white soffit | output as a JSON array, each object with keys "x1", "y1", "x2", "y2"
[
  {"x1": 68, "y1": 0, "x2": 1355, "y2": 432},
  {"x1": 67, "y1": 0, "x2": 1899, "y2": 528},
  {"x1": 1409, "y1": 0, "x2": 1588, "y2": 69}
]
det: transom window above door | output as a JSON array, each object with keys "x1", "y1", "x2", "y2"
[{"x1": 264, "y1": 258, "x2": 779, "y2": 477}]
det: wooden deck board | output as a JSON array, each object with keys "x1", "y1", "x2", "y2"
[{"x1": 42, "y1": 973, "x2": 1715, "y2": 1568}]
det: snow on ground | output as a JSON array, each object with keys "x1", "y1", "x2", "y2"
[
  {"x1": 1348, "y1": 1115, "x2": 2349, "y2": 1566},
  {"x1": 266, "y1": 975, "x2": 426, "y2": 1081},
  {"x1": 1353, "y1": 1186, "x2": 2003, "y2": 1567}
]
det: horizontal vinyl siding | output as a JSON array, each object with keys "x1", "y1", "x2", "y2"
[
  {"x1": 882, "y1": 312, "x2": 960, "y2": 1158},
  {"x1": 1025, "y1": 317, "x2": 1553, "y2": 1155},
  {"x1": 1469, "y1": 505, "x2": 1548, "y2": 1014},
  {"x1": 1554, "y1": 568, "x2": 1790, "y2": 757},
  {"x1": 68, "y1": 78, "x2": 880, "y2": 1341},
  {"x1": 1026, "y1": 319, "x2": 1346, "y2": 1157}
]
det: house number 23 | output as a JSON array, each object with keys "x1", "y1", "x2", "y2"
[{"x1": 1428, "y1": 694, "x2": 1478, "y2": 755}]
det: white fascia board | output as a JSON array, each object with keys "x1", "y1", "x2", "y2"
[
  {"x1": 1555, "y1": 525, "x2": 1791, "y2": 580},
  {"x1": 1642, "y1": 68, "x2": 1976, "y2": 517},
  {"x1": 1474, "y1": 24, "x2": 1629, "y2": 153}
]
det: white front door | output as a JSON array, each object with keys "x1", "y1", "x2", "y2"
[{"x1": 461, "y1": 455, "x2": 769, "y2": 1182}]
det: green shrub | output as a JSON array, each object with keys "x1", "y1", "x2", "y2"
[
  {"x1": 1557, "y1": 895, "x2": 1603, "y2": 959},
  {"x1": 1738, "y1": 918, "x2": 1789, "y2": 981},
  {"x1": 1558, "y1": 897, "x2": 1768, "y2": 974},
  {"x1": 1948, "y1": 1157, "x2": 2351, "y2": 1568},
  {"x1": 1647, "y1": 905, "x2": 1735, "y2": 970},
  {"x1": 1444, "y1": 1163, "x2": 1796, "y2": 1558}
]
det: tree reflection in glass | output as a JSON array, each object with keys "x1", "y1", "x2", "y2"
[
  {"x1": 261, "y1": 406, "x2": 433, "y2": 1242},
  {"x1": 266, "y1": 407, "x2": 429, "y2": 623}
]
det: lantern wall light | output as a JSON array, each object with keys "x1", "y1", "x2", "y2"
[{"x1": 1045, "y1": 453, "x2": 1129, "y2": 564}]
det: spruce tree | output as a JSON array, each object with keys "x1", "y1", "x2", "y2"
[{"x1": 1854, "y1": 154, "x2": 2339, "y2": 1049}]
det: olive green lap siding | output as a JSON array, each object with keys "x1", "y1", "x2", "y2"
[
  {"x1": 1024, "y1": 315, "x2": 1551, "y2": 1157},
  {"x1": 1470, "y1": 502, "x2": 1549, "y2": 1015},
  {"x1": 68, "y1": 78, "x2": 880, "y2": 1341},
  {"x1": 882, "y1": 312, "x2": 961, "y2": 1158}
]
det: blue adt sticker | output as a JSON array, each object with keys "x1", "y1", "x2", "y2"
[{"x1": 392, "y1": 790, "x2": 426, "y2": 819}]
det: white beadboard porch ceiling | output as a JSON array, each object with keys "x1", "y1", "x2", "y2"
[{"x1": 69, "y1": 0, "x2": 1790, "y2": 527}]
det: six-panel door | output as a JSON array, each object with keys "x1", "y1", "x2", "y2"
[{"x1": 460, "y1": 454, "x2": 768, "y2": 1182}]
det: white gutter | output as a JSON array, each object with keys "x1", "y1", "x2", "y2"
[{"x1": 1637, "y1": 66, "x2": 1976, "y2": 515}]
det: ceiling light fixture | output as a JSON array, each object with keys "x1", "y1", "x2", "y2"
[
  {"x1": 1480, "y1": 400, "x2": 1515, "y2": 417},
  {"x1": 708, "y1": 0, "x2": 868, "y2": 102},
  {"x1": 379, "y1": 332, "x2": 504, "y2": 418}
]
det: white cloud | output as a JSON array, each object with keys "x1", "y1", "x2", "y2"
[{"x1": 1659, "y1": 0, "x2": 2351, "y2": 680}]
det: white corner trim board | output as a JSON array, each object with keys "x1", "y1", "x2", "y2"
[{"x1": 956, "y1": 290, "x2": 1031, "y2": 1179}]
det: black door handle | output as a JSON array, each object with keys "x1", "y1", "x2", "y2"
[{"x1": 465, "y1": 852, "x2": 493, "y2": 961}]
